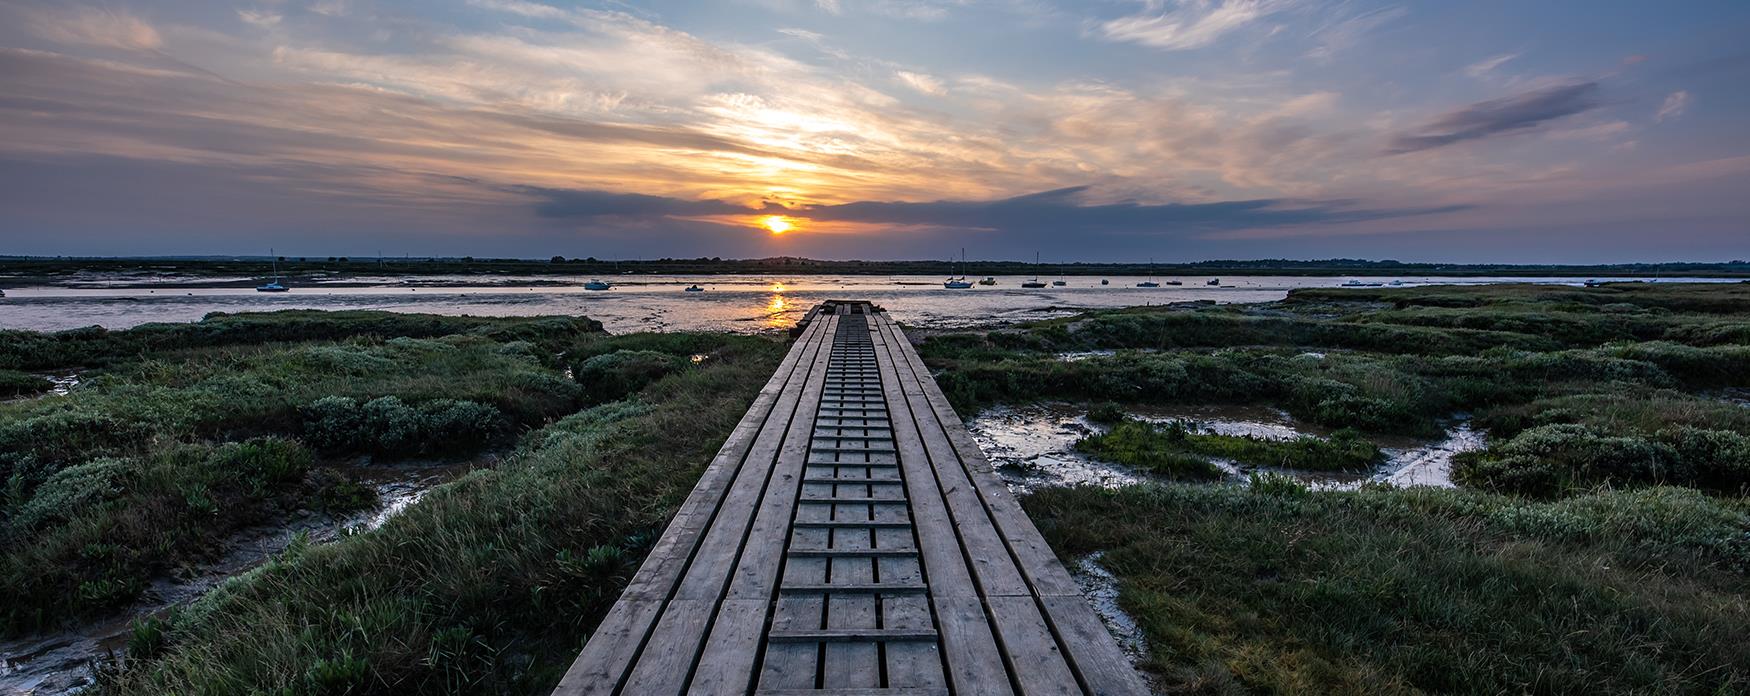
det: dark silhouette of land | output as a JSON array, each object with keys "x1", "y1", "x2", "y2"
[{"x1": 2, "y1": 255, "x2": 1746, "y2": 287}]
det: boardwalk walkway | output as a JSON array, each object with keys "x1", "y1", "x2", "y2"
[{"x1": 554, "y1": 301, "x2": 1147, "y2": 696}]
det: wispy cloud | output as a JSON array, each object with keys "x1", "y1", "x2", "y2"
[
  {"x1": 1101, "y1": 0, "x2": 1293, "y2": 51},
  {"x1": 894, "y1": 70, "x2": 946, "y2": 95},
  {"x1": 1385, "y1": 82, "x2": 1602, "y2": 154},
  {"x1": 1463, "y1": 52, "x2": 1518, "y2": 79},
  {"x1": 1306, "y1": 4, "x2": 1405, "y2": 60},
  {"x1": 1655, "y1": 90, "x2": 1690, "y2": 122}
]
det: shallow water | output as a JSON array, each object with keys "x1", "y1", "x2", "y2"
[
  {"x1": 0, "y1": 274, "x2": 1686, "y2": 333},
  {"x1": 970, "y1": 402, "x2": 1484, "y2": 491},
  {"x1": 0, "y1": 463, "x2": 469, "y2": 695}
]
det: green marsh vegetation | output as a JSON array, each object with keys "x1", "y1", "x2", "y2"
[{"x1": 928, "y1": 282, "x2": 1750, "y2": 692}]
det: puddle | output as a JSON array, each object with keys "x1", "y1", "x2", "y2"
[
  {"x1": 1373, "y1": 421, "x2": 1483, "y2": 489},
  {"x1": 0, "y1": 463, "x2": 471, "y2": 695},
  {"x1": 46, "y1": 374, "x2": 79, "y2": 396},
  {"x1": 967, "y1": 404, "x2": 1141, "y2": 494},
  {"x1": 1069, "y1": 552, "x2": 1155, "y2": 688}
]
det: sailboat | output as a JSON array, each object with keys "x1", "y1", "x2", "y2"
[
  {"x1": 944, "y1": 248, "x2": 974, "y2": 289},
  {"x1": 1136, "y1": 257, "x2": 1160, "y2": 288},
  {"x1": 1021, "y1": 252, "x2": 1047, "y2": 288},
  {"x1": 256, "y1": 249, "x2": 289, "y2": 292}
]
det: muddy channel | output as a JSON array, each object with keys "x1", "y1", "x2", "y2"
[{"x1": 0, "y1": 463, "x2": 476, "y2": 695}]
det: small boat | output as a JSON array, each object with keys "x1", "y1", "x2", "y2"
[
  {"x1": 584, "y1": 279, "x2": 611, "y2": 291},
  {"x1": 978, "y1": 277, "x2": 996, "y2": 286},
  {"x1": 1136, "y1": 281, "x2": 1159, "y2": 288},
  {"x1": 1341, "y1": 279, "x2": 1384, "y2": 287},
  {"x1": 1022, "y1": 251, "x2": 1046, "y2": 288},
  {"x1": 1389, "y1": 280, "x2": 1405, "y2": 286},
  {"x1": 1052, "y1": 279, "x2": 1067, "y2": 287},
  {"x1": 1100, "y1": 279, "x2": 1109, "y2": 285},
  {"x1": 1206, "y1": 279, "x2": 1220, "y2": 286},
  {"x1": 945, "y1": 248, "x2": 975, "y2": 288},
  {"x1": 684, "y1": 284, "x2": 704, "y2": 292},
  {"x1": 1165, "y1": 280, "x2": 1183, "y2": 286},
  {"x1": 257, "y1": 249, "x2": 289, "y2": 292},
  {"x1": 0, "y1": 289, "x2": 7, "y2": 298}
]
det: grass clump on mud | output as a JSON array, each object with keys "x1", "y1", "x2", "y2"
[
  {"x1": 1026, "y1": 482, "x2": 1750, "y2": 694},
  {"x1": 0, "y1": 312, "x2": 607, "y2": 635},
  {"x1": 95, "y1": 328, "x2": 786, "y2": 694},
  {"x1": 1075, "y1": 418, "x2": 1378, "y2": 479}
]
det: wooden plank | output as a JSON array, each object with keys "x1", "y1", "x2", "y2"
[
  {"x1": 618, "y1": 316, "x2": 840, "y2": 695},
  {"x1": 554, "y1": 317, "x2": 832, "y2": 696},
  {"x1": 757, "y1": 689, "x2": 948, "y2": 696},
  {"x1": 1040, "y1": 596, "x2": 1153, "y2": 696},
  {"x1": 767, "y1": 629, "x2": 939, "y2": 643}
]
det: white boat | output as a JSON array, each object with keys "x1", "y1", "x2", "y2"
[
  {"x1": 1341, "y1": 279, "x2": 1384, "y2": 287},
  {"x1": 1022, "y1": 251, "x2": 1046, "y2": 288},
  {"x1": 1138, "y1": 258, "x2": 1161, "y2": 287},
  {"x1": 584, "y1": 279, "x2": 611, "y2": 291},
  {"x1": 978, "y1": 277, "x2": 996, "y2": 286},
  {"x1": 1206, "y1": 278, "x2": 1220, "y2": 286},
  {"x1": 684, "y1": 284, "x2": 704, "y2": 292},
  {"x1": 257, "y1": 249, "x2": 289, "y2": 292},
  {"x1": 944, "y1": 248, "x2": 974, "y2": 288}
]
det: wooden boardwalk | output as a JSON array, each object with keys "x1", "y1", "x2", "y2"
[{"x1": 554, "y1": 300, "x2": 1147, "y2": 696}]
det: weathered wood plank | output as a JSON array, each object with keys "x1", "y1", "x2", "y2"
[
  {"x1": 553, "y1": 317, "x2": 832, "y2": 696},
  {"x1": 617, "y1": 316, "x2": 839, "y2": 695}
]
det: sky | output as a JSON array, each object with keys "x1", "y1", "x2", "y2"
[{"x1": 0, "y1": 0, "x2": 1746, "y2": 262}]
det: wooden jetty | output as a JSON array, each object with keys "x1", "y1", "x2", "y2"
[{"x1": 554, "y1": 300, "x2": 1147, "y2": 695}]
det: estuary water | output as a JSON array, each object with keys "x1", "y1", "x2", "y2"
[{"x1": 0, "y1": 273, "x2": 1718, "y2": 333}]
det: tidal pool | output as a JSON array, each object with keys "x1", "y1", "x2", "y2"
[{"x1": 969, "y1": 402, "x2": 1484, "y2": 491}]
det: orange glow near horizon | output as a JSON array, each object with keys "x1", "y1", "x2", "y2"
[{"x1": 763, "y1": 215, "x2": 794, "y2": 235}]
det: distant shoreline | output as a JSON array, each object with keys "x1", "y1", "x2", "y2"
[{"x1": 2, "y1": 256, "x2": 1746, "y2": 287}]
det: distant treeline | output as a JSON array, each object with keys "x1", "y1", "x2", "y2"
[{"x1": 3, "y1": 255, "x2": 1748, "y2": 283}]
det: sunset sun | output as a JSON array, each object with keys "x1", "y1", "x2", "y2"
[{"x1": 762, "y1": 215, "x2": 794, "y2": 235}]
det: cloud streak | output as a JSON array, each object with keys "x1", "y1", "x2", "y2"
[{"x1": 1385, "y1": 82, "x2": 1602, "y2": 154}]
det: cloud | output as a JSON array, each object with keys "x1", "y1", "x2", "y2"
[
  {"x1": 894, "y1": 70, "x2": 946, "y2": 95},
  {"x1": 1655, "y1": 90, "x2": 1690, "y2": 122},
  {"x1": 1306, "y1": 5, "x2": 1405, "y2": 61},
  {"x1": 1385, "y1": 82, "x2": 1602, "y2": 154},
  {"x1": 1101, "y1": 0, "x2": 1291, "y2": 51},
  {"x1": 24, "y1": 6, "x2": 163, "y2": 50},
  {"x1": 793, "y1": 185, "x2": 1466, "y2": 233},
  {"x1": 1463, "y1": 52, "x2": 1518, "y2": 79},
  {"x1": 815, "y1": 0, "x2": 844, "y2": 14}
]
